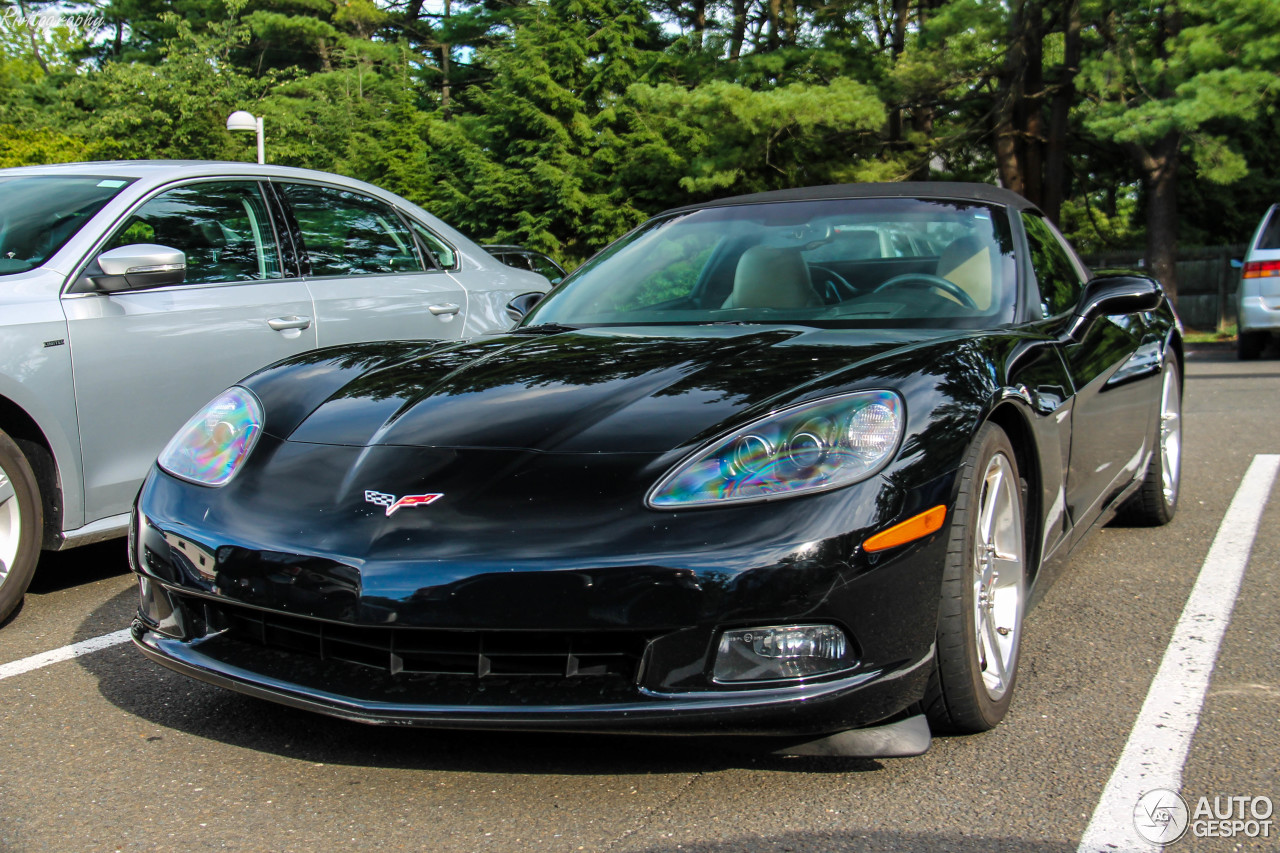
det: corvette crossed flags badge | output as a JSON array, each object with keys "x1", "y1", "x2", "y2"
[{"x1": 364, "y1": 490, "x2": 444, "y2": 517}]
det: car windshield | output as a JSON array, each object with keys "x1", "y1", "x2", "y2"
[
  {"x1": 523, "y1": 197, "x2": 1019, "y2": 330},
  {"x1": 0, "y1": 175, "x2": 136, "y2": 275}
]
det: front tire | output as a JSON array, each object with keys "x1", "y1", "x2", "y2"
[
  {"x1": 924, "y1": 423, "x2": 1026, "y2": 734},
  {"x1": 0, "y1": 429, "x2": 43, "y2": 625},
  {"x1": 1117, "y1": 359, "x2": 1181, "y2": 526}
]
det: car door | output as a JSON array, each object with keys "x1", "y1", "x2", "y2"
[
  {"x1": 274, "y1": 182, "x2": 468, "y2": 347},
  {"x1": 62, "y1": 179, "x2": 317, "y2": 523},
  {"x1": 1026, "y1": 213, "x2": 1159, "y2": 527}
]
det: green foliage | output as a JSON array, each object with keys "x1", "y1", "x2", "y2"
[
  {"x1": 626, "y1": 78, "x2": 885, "y2": 196},
  {"x1": 0, "y1": 0, "x2": 1277, "y2": 265},
  {"x1": 0, "y1": 124, "x2": 90, "y2": 167}
]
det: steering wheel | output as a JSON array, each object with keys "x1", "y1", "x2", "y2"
[
  {"x1": 872, "y1": 273, "x2": 978, "y2": 309},
  {"x1": 810, "y1": 265, "x2": 857, "y2": 304}
]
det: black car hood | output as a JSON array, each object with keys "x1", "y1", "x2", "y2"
[{"x1": 279, "y1": 326, "x2": 951, "y2": 453}]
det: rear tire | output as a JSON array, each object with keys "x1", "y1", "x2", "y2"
[
  {"x1": 0, "y1": 429, "x2": 42, "y2": 625},
  {"x1": 923, "y1": 423, "x2": 1026, "y2": 734},
  {"x1": 1237, "y1": 330, "x2": 1266, "y2": 361},
  {"x1": 1117, "y1": 359, "x2": 1181, "y2": 526}
]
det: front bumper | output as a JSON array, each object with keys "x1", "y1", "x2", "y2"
[{"x1": 131, "y1": 617, "x2": 934, "y2": 736}]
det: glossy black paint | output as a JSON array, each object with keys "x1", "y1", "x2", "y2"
[{"x1": 129, "y1": 187, "x2": 1182, "y2": 737}]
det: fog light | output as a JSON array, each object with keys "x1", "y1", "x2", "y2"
[{"x1": 712, "y1": 624, "x2": 856, "y2": 683}]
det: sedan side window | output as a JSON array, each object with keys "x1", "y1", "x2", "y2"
[
  {"x1": 1022, "y1": 213, "x2": 1084, "y2": 318},
  {"x1": 525, "y1": 253, "x2": 563, "y2": 281},
  {"x1": 280, "y1": 183, "x2": 424, "y2": 277},
  {"x1": 103, "y1": 182, "x2": 282, "y2": 285},
  {"x1": 410, "y1": 221, "x2": 457, "y2": 270}
]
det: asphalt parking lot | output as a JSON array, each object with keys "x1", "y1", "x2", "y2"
[{"x1": 2, "y1": 346, "x2": 1277, "y2": 853}]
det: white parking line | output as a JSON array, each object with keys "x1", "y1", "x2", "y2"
[
  {"x1": 1077, "y1": 453, "x2": 1280, "y2": 853},
  {"x1": 0, "y1": 628, "x2": 133, "y2": 681}
]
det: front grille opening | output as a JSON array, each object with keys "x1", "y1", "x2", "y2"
[{"x1": 200, "y1": 598, "x2": 652, "y2": 682}]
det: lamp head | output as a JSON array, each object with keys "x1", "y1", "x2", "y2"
[{"x1": 226, "y1": 110, "x2": 257, "y2": 132}]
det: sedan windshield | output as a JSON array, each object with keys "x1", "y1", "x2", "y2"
[
  {"x1": 524, "y1": 197, "x2": 1019, "y2": 330},
  {"x1": 0, "y1": 175, "x2": 136, "y2": 275}
]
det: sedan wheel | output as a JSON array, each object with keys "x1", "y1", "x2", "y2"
[
  {"x1": 1118, "y1": 358, "x2": 1181, "y2": 526},
  {"x1": 924, "y1": 423, "x2": 1026, "y2": 733},
  {"x1": 0, "y1": 429, "x2": 42, "y2": 625}
]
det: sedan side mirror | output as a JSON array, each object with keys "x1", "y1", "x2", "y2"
[
  {"x1": 1063, "y1": 273, "x2": 1164, "y2": 342},
  {"x1": 505, "y1": 291, "x2": 545, "y2": 322},
  {"x1": 92, "y1": 244, "x2": 187, "y2": 293}
]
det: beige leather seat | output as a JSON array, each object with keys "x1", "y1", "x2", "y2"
[
  {"x1": 722, "y1": 246, "x2": 821, "y2": 310},
  {"x1": 936, "y1": 235, "x2": 997, "y2": 310}
]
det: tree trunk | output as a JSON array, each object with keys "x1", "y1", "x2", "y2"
[
  {"x1": 729, "y1": 0, "x2": 748, "y2": 59},
  {"x1": 993, "y1": 0, "x2": 1028, "y2": 196},
  {"x1": 441, "y1": 0, "x2": 452, "y2": 120},
  {"x1": 1043, "y1": 0, "x2": 1081, "y2": 224},
  {"x1": 1021, "y1": 5, "x2": 1045, "y2": 207},
  {"x1": 888, "y1": 0, "x2": 909, "y2": 147},
  {"x1": 690, "y1": 0, "x2": 707, "y2": 49},
  {"x1": 767, "y1": 0, "x2": 782, "y2": 50},
  {"x1": 1137, "y1": 132, "x2": 1181, "y2": 300},
  {"x1": 908, "y1": 0, "x2": 940, "y2": 179},
  {"x1": 1137, "y1": 3, "x2": 1182, "y2": 298}
]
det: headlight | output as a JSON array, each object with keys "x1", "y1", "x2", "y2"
[
  {"x1": 648, "y1": 390, "x2": 904, "y2": 508},
  {"x1": 157, "y1": 386, "x2": 263, "y2": 487}
]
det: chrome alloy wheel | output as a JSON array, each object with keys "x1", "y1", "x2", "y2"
[
  {"x1": 972, "y1": 451, "x2": 1025, "y2": 702},
  {"x1": 1159, "y1": 365, "x2": 1182, "y2": 506},
  {"x1": 0, "y1": 465, "x2": 18, "y2": 585}
]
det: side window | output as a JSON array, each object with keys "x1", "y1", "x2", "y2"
[
  {"x1": 280, "y1": 184, "x2": 424, "y2": 276},
  {"x1": 526, "y1": 253, "x2": 563, "y2": 281},
  {"x1": 103, "y1": 181, "x2": 281, "y2": 285},
  {"x1": 1022, "y1": 213, "x2": 1084, "y2": 317},
  {"x1": 410, "y1": 221, "x2": 457, "y2": 270}
]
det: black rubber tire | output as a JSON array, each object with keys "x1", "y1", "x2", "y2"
[
  {"x1": 923, "y1": 423, "x2": 1025, "y2": 734},
  {"x1": 1237, "y1": 330, "x2": 1266, "y2": 361},
  {"x1": 0, "y1": 428, "x2": 43, "y2": 625},
  {"x1": 1117, "y1": 360, "x2": 1181, "y2": 527}
]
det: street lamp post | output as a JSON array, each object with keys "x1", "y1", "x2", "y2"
[{"x1": 226, "y1": 110, "x2": 265, "y2": 165}]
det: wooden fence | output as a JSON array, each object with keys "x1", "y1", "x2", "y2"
[{"x1": 1082, "y1": 244, "x2": 1248, "y2": 330}]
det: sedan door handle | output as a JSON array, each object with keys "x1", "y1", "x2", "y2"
[
  {"x1": 267, "y1": 315, "x2": 312, "y2": 331},
  {"x1": 428, "y1": 303, "x2": 461, "y2": 316}
]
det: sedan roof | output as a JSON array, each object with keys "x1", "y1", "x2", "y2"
[{"x1": 662, "y1": 182, "x2": 1038, "y2": 215}]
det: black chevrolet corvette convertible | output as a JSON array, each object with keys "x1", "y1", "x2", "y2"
[{"x1": 129, "y1": 183, "x2": 1182, "y2": 756}]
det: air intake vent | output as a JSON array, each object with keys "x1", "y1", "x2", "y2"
[{"x1": 198, "y1": 599, "x2": 652, "y2": 681}]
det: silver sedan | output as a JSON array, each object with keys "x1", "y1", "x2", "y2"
[{"x1": 0, "y1": 160, "x2": 550, "y2": 623}]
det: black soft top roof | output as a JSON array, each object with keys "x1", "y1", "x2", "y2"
[{"x1": 661, "y1": 181, "x2": 1038, "y2": 216}]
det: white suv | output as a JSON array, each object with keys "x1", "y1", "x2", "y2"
[
  {"x1": 0, "y1": 161, "x2": 549, "y2": 623},
  {"x1": 1237, "y1": 203, "x2": 1280, "y2": 359}
]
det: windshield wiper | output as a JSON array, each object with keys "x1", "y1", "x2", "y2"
[{"x1": 514, "y1": 323, "x2": 581, "y2": 335}]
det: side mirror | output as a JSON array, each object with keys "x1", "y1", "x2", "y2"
[
  {"x1": 1230, "y1": 258, "x2": 1243, "y2": 269},
  {"x1": 1063, "y1": 273, "x2": 1164, "y2": 342},
  {"x1": 92, "y1": 244, "x2": 186, "y2": 293},
  {"x1": 505, "y1": 291, "x2": 545, "y2": 322}
]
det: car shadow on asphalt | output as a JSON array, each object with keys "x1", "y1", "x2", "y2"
[
  {"x1": 28, "y1": 539, "x2": 132, "y2": 594},
  {"x1": 78, "y1": 584, "x2": 889, "y2": 777}
]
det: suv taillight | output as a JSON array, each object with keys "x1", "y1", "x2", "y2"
[{"x1": 1243, "y1": 260, "x2": 1280, "y2": 278}]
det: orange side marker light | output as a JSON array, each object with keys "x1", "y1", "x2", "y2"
[{"x1": 863, "y1": 505, "x2": 948, "y2": 553}]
